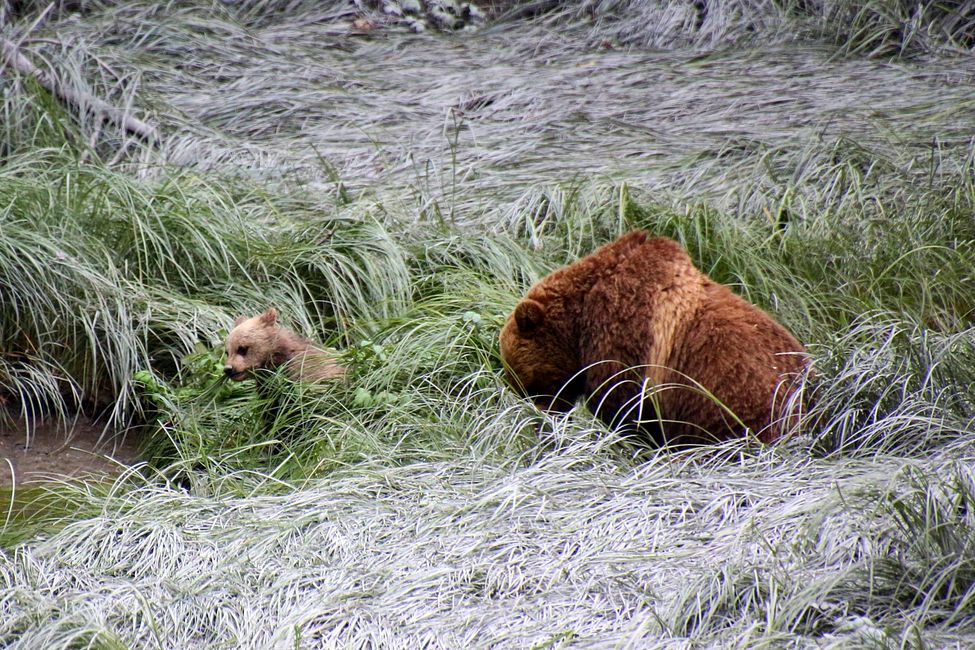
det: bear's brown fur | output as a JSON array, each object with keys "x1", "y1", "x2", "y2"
[
  {"x1": 224, "y1": 308, "x2": 345, "y2": 383},
  {"x1": 500, "y1": 230, "x2": 810, "y2": 445}
]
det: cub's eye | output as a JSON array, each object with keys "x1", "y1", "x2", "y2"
[{"x1": 237, "y1": 346, "x2": 249, "y2": 356}]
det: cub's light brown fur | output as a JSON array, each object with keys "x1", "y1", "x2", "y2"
[
  {"x1": 224, "y1": 308, "x2": 345, "y2": 382},
  {"x1": 500, "y1": 230, "x2": 810, "y2": 445}
]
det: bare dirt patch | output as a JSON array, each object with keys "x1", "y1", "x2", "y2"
[{"x1": 0, "y1": 417, "x2": 141, "y2": 486}]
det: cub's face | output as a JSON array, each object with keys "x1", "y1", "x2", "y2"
[
  {"x1": 499, "y1": 298, "x2": 582, "y2": 412},
  {"x1": 224, "y1": 308, "x2": 279, "y2": 381}
]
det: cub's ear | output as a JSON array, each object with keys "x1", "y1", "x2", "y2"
[
  {"x1": 259, "y1": 307, "x2": 279, "y2": 326},
  {"x1": 514, "y1": 299, "x2": 544, "y2": 335},
  {"x1": 233, "y1": 315, "x2": 248, "y2": 327}
]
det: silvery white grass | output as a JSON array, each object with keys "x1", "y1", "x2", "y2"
[
  {"x1": 5, "y1": 1, "x2": 973, "y2": 224},
  {"x1": 1, "y1": 1, "x2": 974, "y2": 647},
  {"x1": 2, "y1": 427, "x2": 975, "y2": 648}
]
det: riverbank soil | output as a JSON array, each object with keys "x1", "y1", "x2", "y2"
[{"x1": 0, "y1": 417, "x2": 140, "y2": 486}]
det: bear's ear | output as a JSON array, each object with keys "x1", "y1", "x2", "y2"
[
  {"x1": 515, "y1": 299, "x2": 544, "y2": 335},
  {"x1": 618, "y1": 229, "x2": 648, "y2": 248},
  {"x1": 233, "y1": 315, "x2": 248, "y2": 327},
  {"x1": 259, "y1": 307, "x2": 279, "y2": 326},
  {"x1": 608, "y1": 229, "x2": 649, "y2": 256}
]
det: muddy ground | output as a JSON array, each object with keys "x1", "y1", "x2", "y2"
[{"x1": 0, "y1": 417, "x2": 141, "y2": 486}]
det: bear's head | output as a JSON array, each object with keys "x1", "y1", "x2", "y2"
[
  {"x1": 224, "y1": 307, "x2": 287, "y2": 381},
  {"x1": 500, "y1": 295, "x2": 584, "y2": 412}
]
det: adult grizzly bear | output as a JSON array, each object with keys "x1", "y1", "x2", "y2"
[
  {"x1": 224, "y1": 308, "x2": 345, "y2": 382},
  {"x1": 500, "y1": 230, "x2": 810, "y2": 445}
]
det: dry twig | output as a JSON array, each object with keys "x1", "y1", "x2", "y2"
[{"x1": 0, "y1": 36, "x2": 159, "y2": 143}]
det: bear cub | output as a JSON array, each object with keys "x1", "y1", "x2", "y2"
[
  {"x1": 224, "y1": 308, "x2": 345, "y2": 382},
  {"x1": 500, "y1": 230, "x2": 810, "y2": 445}
]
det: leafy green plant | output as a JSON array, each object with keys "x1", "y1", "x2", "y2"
[{"x1": 133, "y1": 342, "x2": 269, "y2": 483}]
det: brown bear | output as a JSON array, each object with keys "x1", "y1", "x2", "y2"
[
  {"x1": 500, "y1": 230, "x2": 810, "y2": 445},
  {"x1": 224, "y1": 308, "x2": 345, "y2": 382}
]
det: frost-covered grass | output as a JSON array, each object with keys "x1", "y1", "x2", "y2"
[
  {"x1": 2, "y1": 0, "x2": 975, "y2": 647},
  {"x1": 6, "y1": 1, "x2": 974, "y2": 222},
  {"x1": 5, "y1": 441, "x2": 975, "y2": 647}
]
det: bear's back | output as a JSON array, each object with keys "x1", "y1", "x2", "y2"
[
  {"x1": 663, "y1": 281, "x2": 808, "y2": 443},
  {"x1": 579, "y1": 237, "x2": 711, "y2": 436},
  {"x1": 579, "y1": 236, "x2": 807, "y2": 444}
]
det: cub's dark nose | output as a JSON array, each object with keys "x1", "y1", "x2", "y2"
[{"x1": 223, "y1": 365, "x2": 234, "y2": 376}]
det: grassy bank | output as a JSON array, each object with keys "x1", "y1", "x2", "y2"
[{"x1": 2, "y1": 0, "x2": 975, "y2": 647}]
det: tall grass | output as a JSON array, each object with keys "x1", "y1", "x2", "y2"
[
  {"x1": 7, "y1": 0, "x2": 972, "y2": 224},
  {"x1": 107, "y1": 168, "x2": 972, "y2": 490},
  {"x1": 0, "y1": 88, "x2": 419, "y2": 425},
  {"x1": 1, "y1": 0, "x2": 975, "y2": 647}
]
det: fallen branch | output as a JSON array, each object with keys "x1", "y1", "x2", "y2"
[{"x1": 0, "y1": 36, "x2": 159, "y2": 144}]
